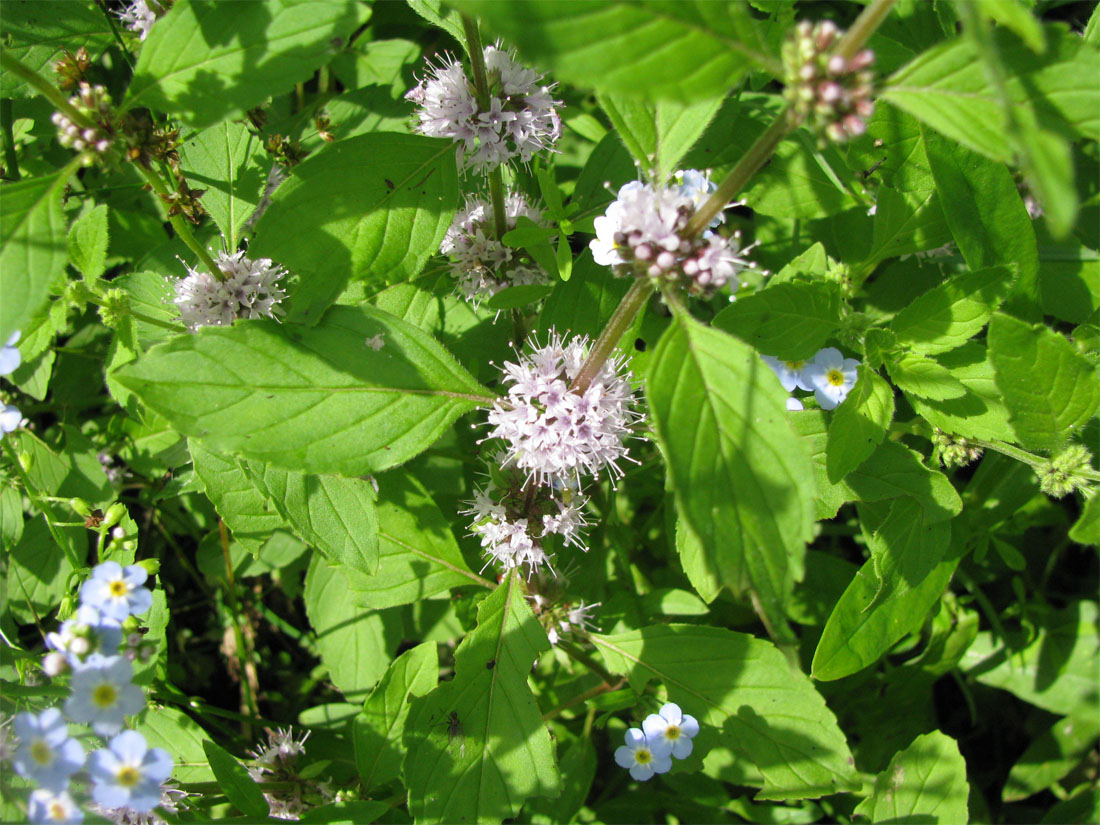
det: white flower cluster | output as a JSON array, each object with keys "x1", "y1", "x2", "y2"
[
  {"x1": 52, "y1": 83, "x2": 116, "y2": 166},
  {"x1": 118, "y1": 0, "x2": 165, "y2": 41},
  {"x1": 440, "y1": 191, "x2": 550, "y2": 303},
  {"x1": 8, "y1": 559, "x2": 174, "y2": 824},
  {"x1": 487, "y1": 332, "x2": 638, "y2": 486},
  {"x1": 545, "y1": 599, "x2": 600, "y2": 646},
  {"x1": 614, "y1": 703, "x2": 700, "y2": 781},
  {"x1": 591, "y1": 170, "x2": 751, "y2": 296},
  {"x1": 406, "y1": 45, "x2": 562, "y2": 172},
  {"x1": 248, "y1": 728, "x2": 313, "y2": 820},
  {"x1": 465, "y1": 480, "x2": 588, "y2": 575},
  {"x1": 762, "y1": 346, "x2": 860, "y2": 411},
  {"x1": 172, "y1": 250, "x2": 287, "y2": 331},
  {"x1": 1, "y1": 330, "x2": 22, "y2": 437}
]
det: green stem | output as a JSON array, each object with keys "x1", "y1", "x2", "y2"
[
  {"x1": 569, "y1": 279, "x2": 654, "y2": 395},
  {"x1": 93, "y1": 0, "x2": 135, "y2": 69},
  {"x1": 219, "y1": 519, "x2": 258, "y2": 732},
  {"x1": 682, "y1": 107, "x2": 794, "y2": 238},
  {"x1": 135, "y1": 162, "x2": 223, "y2": 280},
  {"x1": 968, "y1": 437, "x2": 1100, "y2": 482},
  {"x1": 488, "y1": 165, "x2": 508, "y2": 240},
  {"x1": 542, "y1": 678, "x2": 624, "y2": 722},
  {"x1": 0, "y1": 50, "x2": 95, "y2": 131},
  {"x1": 1, "y1": 99, "x2": 21, "y2": 180},
  {"x1": 835, "y1": 0, "x2": 900, "y2": 60},
  {"x1": 557, "y1": 637, "x2": 617, "y2": 685}
]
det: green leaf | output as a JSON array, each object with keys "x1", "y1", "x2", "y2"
[
  {"x1": 451, "y1": 0, "x2": 776, "y2": 101},
  {"x1": 537, "y1": 251, "x2": 631, "y2": 340},
  {"x1": 251, "y1": 133, "x2": 458, "y2": 324},
  {"x1": 598, "y1": 92, "x2": 724, "y2": 181},
  {"x1": 712, "y1": 281, "x2": 844, "y2": 362},
  {"x1": 843, "y1": 440, "x2": 963, "y2": 524},
  {"x1": 592, "y1": 625, "x2": 858, "y2": 800},
  {"x1": 853, "y1": 732, "x2": 969, "y2": 824},
  {"x1": 886, "y1": 353, "x2": 967, "y2": 401},
  {"x1": 405, "y1": 571, "x2": 560, "y2": 822},
  {"x1": 180, "y1": 121, "x2": 265, "y2": 251},
  {"x1": 524, "y1": 735, "x2": 598, "y2": 825},
  {"x1": 405, "y1": 0, "x2": 467, "y2": 52},
  {"x1": 812, "y1": 522, "x2": 960, "y2": 682},
  {"x1": 125, "y1": 0, "x2": 366, "y2": 128},
  {"x1": 0, "y1": 170, "x2": 70, "y2": 343},
  {"x1": 354, "y1": 642, "x2": 438, "y2": 791},
  {"x1": 6, "y1": 519, "x2": 79, "y2": 626},
  {"x1": 882, "y1": 26, "x2": 1100, "y2": 162},
  {"x1": 0, "y1": 1, "x2": 114, "y2": 98},
  {"x1": 115, "y1": 305, "x2": 493, "y2": 476},
  {"x1": 891, "y1": 266, "x2": 1014, "y2": 355},
  {"x1": 136, "y1": 706, "x2": 215, "y2": 783},
  {"x1": 242, "y1": 461, "x2": 379, "y2": 575},
  {"x1": 961, "y1": 601, "x2": 1099, "y2": 719},
  {"x1": 1005, "y1": 713, "x2": 1100, "y2": 802},
  {"x1": 866, "y1": 187, "x2": 952, "y2": 265},
  {"x1": 743, "y1": 135, "x2": 863, "y2": 219},
  {"x1": 300, "y1": 802, "x2": 392, "y2": 824},
  {"x1": 907, "y1": 343, "x2": 1016, "y2": 444},
  {"x1": 979, "y1": 0, "x2": 1044, "y2": 54},
  {"x1": 647, "y1": 314, "x2": 816, "y2": 628},
  {"x1": 67, "y1": 204, "x2": 109, "y2": 282},
  {"x1": 484, "y1": 283, "x2": 555, "y2": 311},
  {"x1": 339, "y1": 470, "x2": 489, "y2": 609},
  {"x1": 987, "y1": 313, "x2": 1099, "y2": 451},
  {"x1": 1069, "y1": 493, "x2": 1099, "y2": 546},
  {"x1": 866, "y1": 498, "x2": 952, "y2": 598},
  {"x1": 330, "y1": 38, "x2": 420, "y2": 97},
  {"x1": 825, "y1": 366, "x2": 894, "y2": 483},
  {"x1": 190, "y1": 441, "x2": 289, "y2": 555},
  {"x1": 202, "y1": 740, "x2": 270, "y2": 819},
  {"x1": 304, "y1": 556, "x2": 400, "y2": 699}
]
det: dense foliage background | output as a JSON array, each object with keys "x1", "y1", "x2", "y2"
[{"x1": 1, "y1": 0, "x2": 1098, "y2": 823}]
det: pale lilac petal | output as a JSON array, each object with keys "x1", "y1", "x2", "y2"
[
  {"x1": 658, "y1": 703, "x2": 682, "y2": 725},
  {"x1": 144, "y1": 747, "x2": 174, "y2": 782},
  {"x1": 671, "y1": 737, "x2": 694, "y2": 759},
  {"x1": 651, "y1": 751, "x2": 673, "y2": 774},
  {"x1": 629, "y1": 762, "x2": 655, "y2": 781},
  {"x1": 680, "y1": 714, "x2": 700, "y2": 738},
  {"x1": 614, "y1": 745, "x2": 635, "y2": 769},
  {"x1": 623, "y1": 727, "x2": 646, "y2": 749},
  {"x1": 641, "y1": 714, "x2": 666, "y2": 741},
  {"x1": 111, "y1": 730, "x2": 148, "y2": 762}
]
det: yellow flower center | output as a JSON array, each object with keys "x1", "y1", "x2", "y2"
[
  {"x1": 826, "y1": 368, "x2": 846, "y2": 387},
  {"x1": 783, "y1": 360, "x2": 805, "y2": 371},
  {"x1": 666, "y1": 725, "x2": 681, "y2": 740},
  {"x1": 92, "y1": 683, "x2": 117, "y2": 708},
  {"x1": 31, "y1": 740, "x2": 54, "y2": 765},
  {"x1": 48, "y1": 801, "x2": 69, "y2": 821},
  {"x1": 116, "y1": 766, "x2": 141, "y2": 787},
  {"x1": 108, "y1": 579, "x2": 129, "y2": 598},
  {"x1": 635, "y1": 748, "x2": 651, "y2": 765}
]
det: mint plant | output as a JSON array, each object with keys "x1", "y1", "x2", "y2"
[{"x1": 1, "y1": 1, "x2": 1098, "y2": 823}]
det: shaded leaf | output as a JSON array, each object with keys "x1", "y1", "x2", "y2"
[{"x1": 853, "y1": 732, "x2": 969, "y2": 824}]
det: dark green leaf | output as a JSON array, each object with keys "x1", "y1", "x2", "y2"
[
  {"x1": 891, "y1": 266, "x2": 1015, "y2": 355},
  {"x1": 202, "y1": 740, "x2": 270, "y2": 820},
  {"x1": 180, "y1": 121, "x2": 265, "y2": 250},
  {"x1": 907, "y1": 343, "x2": 1016, "y2": 443},
  {"x1": 712, "y1": 281, "x2": 844, "y2": 362},
  {"x1": 67, "y1": 203, "x2": 109, "y2": 282},
  {"x1": 843, "y1": 440, "x2": 963, "y2": 524},
  {"x1": 853, "y1": 732, "x2": 969, "y2": 824},
  {"x1": 0, "y1": 1, "x2": 113, "y2": 98},
  {"x1": 598, "y1": 92, "x2": 724, "y2": 180},
  {"x1": 866, "y1": 187, "x2": 952, "y2": 265}
]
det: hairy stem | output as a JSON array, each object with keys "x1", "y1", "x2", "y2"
[
  {"x1": 0, "y1": 50, "x2": 96, "y2": 131},
  {"x1": 835, "y1": 0, "x2": 900, "y2": 60},
  {"x1": 569, "y1": 279, "x2": 654, "y2": 395},
  {"x1": 135, "y1": 163, "x2": 223, "y2": 280},
  {"x1": 969, "y1": 437, "x2": 1100, "y2": 482},
  {"x1": 1, "y1": 100, "x2": 21, "y2": 180}
]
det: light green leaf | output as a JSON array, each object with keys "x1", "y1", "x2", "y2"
[
  {"x1": 882, "y1": 27, "x2": 1100, "y2": 161},
  {"x1": 886, "y1": 353, "x2": 968, "y2": 401},
  {"x1": 676, "y1": 515, "x2": 721, "y2": 604},
  {"x1": 341, "y1": 470, "x2": 488, "y2": 609},
  {"x1": 712, "y1": 280, "x2": 844, "y2": 362},
  {"x1": 203, "y1": 740, "x2": 270, "y2": 819},
  {"x1": 1005, "y1": 714, "x2": 1100, "y2": 802},
  {"x1": 537, "y1": 251, "x2": 631, "y2": 340},
  {"x1": 6, "y1": 519, "x2": 80, "y2": 626},
  {"x1": 867, "y1": 497, "x2": 952, "y2": 599},
  {"x1": 251, "y1": 133, "x2": 458, "y2": 324},
  {"x1": 907, "y1": 342, "x2": 1016, "y2": 444},
  {"x1": 300, "y1": 802, "x2": 392, "y2": 824},
  {"x1": 0, "y1": 170, "x2": 71, "y2": 343},
  {"x1": 1069, "y1": 493, "x2": 1099, "y2": 546},
  {"x1": 813, "y1": 522, "x2": 960, "y2": 682},
  {"x1": 405, "y1": 571, "x2": 560, "y2": 822},
  {"x1": 180, "y1": 121, "x2": 265, "y2": 250},
  {"x1": 304, "y1": 556, "x2": 399, "y2": 699},
  {"x1": 592, "y1": 625, "x2": 858, "y2": 800},
  {"x1": 67, "y1": 203, "x2": 109, "y2": 282},
  {"x1": 979, "y1": 0, "x2": 1044, "y2": 53},
  {"x1": 598, "y1": 92, "x2": 724, "y2": 181},
  {"x1": 647, "y1": 314, "x2": 815, "y2": 629},
  {"x1": 136, "y1": 705, "x2": 215, "y2": 783},
  {"x1": 853, "y1": 732, "x2": 969, "y2": 824},
  {"x1": 330, "y1": 38, "x2": 420, "y2": 96},
  {"x1": 961, "y1": 601, "x2": 1099, "y2": 719},
  {"x1": 867, "y1": 187, "x2": 952, "y2": 265},
  {"x1": 743, "y1": 136, "x2": 862, "y2": 219},
  {"x1": 190, "y1": 441, "x2": 289, "y2": 555},
  {"x1": 451, "y1": 0, "x2": 776, "y2": 101},
  {"x1": 115, "y1": 305, "x2": 493, "y2": 476},
  {"x1": 891, "y1": 266, "x2": 1015, "y2": 355},
  {"x1": 125, "y1": 0, "x2": 366, "y2": 128},
  {"x1": 405, "y1": 0, "x2": 467, "y2": 52},
  {"x1": 0, "y1": 1, "x2": 114, "y2": 98},
  {"x1": 354, "y1": 642, "x2": 438, "y2": 791},
  {"x1": 826, "y1": 366, "x2": 894, "y2": 483},
  {"x1": 843, "y1": 440, "x2": 963, "y2": 524},
  {"x1": 243, "y1": 461, "x2": 379, "y2": 575},
  {"x1": 988, "y1": 313, "x2": 1099, "y2": 451}
]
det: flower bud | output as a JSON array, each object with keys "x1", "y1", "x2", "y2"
[{"x1": 102, "y1": 502, "x2": 127, "y2": 529}]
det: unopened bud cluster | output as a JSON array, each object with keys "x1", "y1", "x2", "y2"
[
  {"x1": 591, "y1": 171, "x2": 751, "y2": 297},
  {"x1": 932, "y1": 429, "x2": 984, "y2": 469},
  {"x1": 52, "y1": 83, "x2": 118, "y2": 165},
  {"x1": 406, "y1": 45, "x2": 562, "y2": 172},
  {"x1": 54, "y1": 47, "x2": 91, "y2": 91},
  {"x1": 783, "y1": 20, "x2": 875, "y2": 144},
  {"x1": 440, "y1": 191, "x2": 549, "y2": 304},
  {"x1": 1038, "y1": 444, "x2": 1095, "y2": 498}
]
